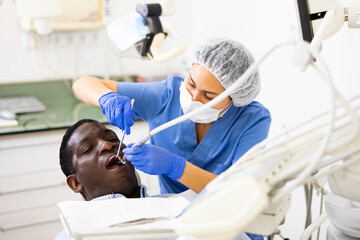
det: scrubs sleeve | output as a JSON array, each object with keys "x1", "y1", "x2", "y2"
[
  {"x1": 233, "y1": 115, "x2": 271, "y2": 163},
  {"x1": 116, "y1": 81, "x2": 170, "y2": 121}
]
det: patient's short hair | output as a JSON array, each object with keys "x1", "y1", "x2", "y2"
[{"x1": 59, "y1": 119, "x2": 98, "y2": 177}]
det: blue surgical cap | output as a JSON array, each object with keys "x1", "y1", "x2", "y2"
[{"x1": 189, "y1": 38, "x2": 260, "y2": 107}]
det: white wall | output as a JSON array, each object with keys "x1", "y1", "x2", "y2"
[{"x1": 1, "y1": 0, "x2": 359, "y2": 239}]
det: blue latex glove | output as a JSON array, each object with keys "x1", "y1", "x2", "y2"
[
  {"x1": 98, "y1": 92, "x2": 135, "y2": 135},
  {"x1": 123, "y1": 143, "x2": 186, "y2": 180}
]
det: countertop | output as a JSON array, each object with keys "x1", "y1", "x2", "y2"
[{"x1": 0, "y1": 79, "x2": 107, "y2": 135}]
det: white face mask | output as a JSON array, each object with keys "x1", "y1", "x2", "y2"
[{"x1": 179, "y1": 82, "x2": 232, "y2": 123}]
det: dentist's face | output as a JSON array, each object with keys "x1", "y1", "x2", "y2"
[
  {"x1": 184, "y1": 63, "x2": 232, "y2": 110},
  {"x1": 67, "y1": 122, "x2": 138, "y2": 200}
]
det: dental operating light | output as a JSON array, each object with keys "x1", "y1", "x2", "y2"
[{"x1": 106, "y1": 0, "x2": 184, "y2": 62}]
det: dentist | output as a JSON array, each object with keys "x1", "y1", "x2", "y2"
[{"x1": 73, "y1": 38, "x2": 271, "y2": 194}]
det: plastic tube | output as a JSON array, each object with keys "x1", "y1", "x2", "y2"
[
  {"x1": 300, "y1": 211, "x2": 328, "y2": 240},
  {"x1": 132, "y1": 41, "x2": 294, "y2": 147},
  {"x1": 272, "y1": 32, "x2": 338, "y2": 203}
]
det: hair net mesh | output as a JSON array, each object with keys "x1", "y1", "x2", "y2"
[{"x1": 189, "y1": 38, "x2": 260, "y2": 106}]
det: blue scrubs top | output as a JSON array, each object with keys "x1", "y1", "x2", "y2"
[{"x1": 117, "y1": 76, "x2": 271, "y2": 194}]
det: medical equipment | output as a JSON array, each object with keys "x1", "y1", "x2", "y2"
[
  {"x1": 296, "y1": 0, "x2": 345, "y2": 49},
  {"x1": 116, "y1": 99, "x2": 135, "y2": 164},
  {"x1": 16, "y1": 0, "x2": 62, "y2": 35},
  {"x1": 106, "y1": 0, "x2": 184, "y2": 62},
  {"x1": 324, "y1": 193, "x2": 360, "y2": 238}
]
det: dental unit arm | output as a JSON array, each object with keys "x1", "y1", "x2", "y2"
[{"x1": 175, "y1": 87, "x2": 360, "y2": 239}]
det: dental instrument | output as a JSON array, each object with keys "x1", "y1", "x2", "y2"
[{"x1": 112, "y1": 99, "x2": 135, "y2": 164}]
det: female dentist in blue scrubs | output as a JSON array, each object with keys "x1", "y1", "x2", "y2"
[{"x1": 73, "y1": 38, "x2": 271, "y2": 195}]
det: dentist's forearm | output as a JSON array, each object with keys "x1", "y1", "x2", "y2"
[
  {"x1": 73, "y1": 76, "x2": 117, "y2": 106},
  {"x1": 178, "y1": 161, "x2": 217, "y2": 193}
]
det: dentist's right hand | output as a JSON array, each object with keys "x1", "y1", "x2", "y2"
[
  {"x1": 123, "y1": 143, "x2": 186, "y2": 180},
  {"x1": 98, "y1": 92, "x2": 135, "y2": 134}
]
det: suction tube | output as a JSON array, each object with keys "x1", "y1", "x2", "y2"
[{"x1": 132, "y1": 42, "x2": 293, "y2": 147}]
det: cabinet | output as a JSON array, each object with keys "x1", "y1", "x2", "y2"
[
  {"x1": 0, "y1": 129, "x2": 79, "y2": 240},
  {"x1": 0, "y1": 120, "x2": 159, "y2": 240}
]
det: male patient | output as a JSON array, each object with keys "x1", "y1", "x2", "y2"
[
  {"x1": 60, "y1": 119, "x2": 143, "y2": 201},
  {"x1": 55, "y1": 119, "x2": 150, "y2": 240},
  {"x1": 59, "y1": 119, "x2": 145, "y2": 201}
]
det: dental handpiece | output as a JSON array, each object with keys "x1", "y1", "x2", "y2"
[{"x1": 116, "y1": 99, "x2": 135, "y2": 164}]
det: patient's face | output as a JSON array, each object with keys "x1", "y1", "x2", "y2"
[{"x1": 67, "y1": 122, "x2": 138, "y2": 200}]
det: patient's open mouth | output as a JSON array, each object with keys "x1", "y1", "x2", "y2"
[{"x1": 106, "y1": 155, "x2": 124, "y2": 170}]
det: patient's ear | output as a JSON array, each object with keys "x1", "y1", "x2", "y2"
[{"x1": 66, "y1": 174, "x2": 83, "y2": 193}]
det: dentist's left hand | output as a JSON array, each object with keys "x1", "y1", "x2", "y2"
[
  {"x1": 98, "y1": 92, "x2": 135, "y2": 135},
  {"x1": 123, "y1": 144, "x2": 186, "y2": 180}
]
